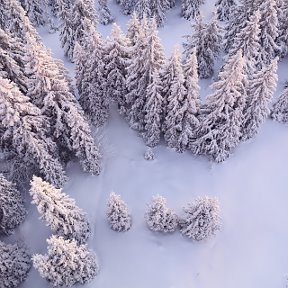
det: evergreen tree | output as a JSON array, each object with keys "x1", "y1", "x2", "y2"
[
  {"x1": 180, "y1": 196, "x2": 220, "y2": 241},
  {"x1": 30, "y1": 176, "x2": 91, "y2": 244},
  {"x1": 277, "y1": 0, "x2": 288, "y2": 57},
  {"x1": 134, "y1": 0, "x2": 151, "y2": 20},
  {"x1": 97, "y1": 0, "x2": 114, "y2": 25},
  {"x1": 215, "y1": 0, "x2": 236, "y2": 21},
  {"x1": 181, "y1": 0, "x2": 205, "y2": 21},
  {"x1": 150, "y1": 0, "x2": 167, "y2": 27},
  {"x1": 20, "y1": 0, "x2": 46, "y2": 26},
  {"x1": 0, "y1": 77, "x2": 67, "y2": 187},
  {"x1": 242, "y1": 59, "x2": 278, "y2": 141},
  {"x1": 145, "y1": 195, "x2": 178, "y2": 233},
  {"x1": 0, "y1": 241, "x2": 31, "y2": 288},
  {"x1": 191, "y1": 50, "x2": 246, "y2": 162},
  {"x1": 271, "y1": 84, "x2": 288, "y2": 123},
  {"x1": 106, "y1": 192, "x2": 132, "y2": 232},
  {"x1": 126, "y1": 12, "x2": 141, "y2": 46},
  {"x1": 120, "y1": 0, "x2": 136, "y2": 15},
  {"x1": 33, "y1": 236, "x2": 99, "y2": 287},
  {"x1": 104, "y1": 23, "x2": 131, "y2": 115},
  {"x1": 0, "y1": 174, "x2": 26, "y2": 235}
]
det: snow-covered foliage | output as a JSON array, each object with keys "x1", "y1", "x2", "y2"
[
  {"x1": 97, "y1": 0, "x2": 114, "y2": 25},
  {"x1": 30, "y1": 176, "x2": 91, "y2": 244},
  {"x1": 0, "y1": 174, "x2": 26, "y2": 235},
  {"x1": 20, "y1": 0, "x2": 46, "y2": 26},
  {"x1": 134, "y1": 0, "x2": 151, "y2": 20},
  {"x1": 271, "y1": 85, "x2": 288, "y2": 123},
  {"x1": 0, "y1": 241, "x2": 31, "y2": 288},
  {"x1": 242, "y1": 58, "x2": 278, "y2": 141},
  {"x1": 181, "y1": 0, "x2": 205, "y2": 21},
  {"x1": 277, "y1": 0, "x2": 288, "y2": 57},
  {"x1": 144, "y1": 147, "x2": 155, "y2": 160},
  {"x1": 179, "y1": 196, "x2": 220, "y2": 241},
  {"x1": 191, "y1": 50, "x2": 246, "y2": 162},
  {"x1": 126, "y1": 12, "x2": 141, "y2": 46},
  {"x1": 215, "y1": 0, "x2": 236, "y2": 21},
  {"x1": 106, "y1": 192, "x2": 132, "y2": 232},
  {"x1": 145, "y1": 195, "x2": 178, "y2": 233},
  {"x1": 33, "y1": 235, "x2": 99, "y2": 287},
  {"x1": 150, "y1": 0, "x2": 167, "y2": 27},
  {"x1": 120, "y1": 0, "x2": 136, "y2": 15}
]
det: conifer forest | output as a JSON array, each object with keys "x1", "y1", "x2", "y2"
[{"x1": 1, "y1": 0, "x2": 288, "y2": 287}]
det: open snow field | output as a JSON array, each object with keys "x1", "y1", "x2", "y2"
[{"x1": 5, "y1": 0, "x2": 288, "y2": 287}]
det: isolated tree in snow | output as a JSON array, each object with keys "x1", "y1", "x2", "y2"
[
  {"x1": 258, "y1": 0, "x2": 280, "y2": 65},
  {"x1": 191, "y1": 50, "x2": 246, "y2": 162},
  {"x1": 271, "y1": 85, "x2": 288, "y2": 123},
  {"x1": 104, "y1": 23, "x2": 131, "y2": 114},
  {"x1": 229, "y1": 10, "x2": 261, "y2": 75},
  {"x1": 180, "y1": 196, "x2": 220, "y2": 241},
  {"x1": 107, "y1": 192, "x2": 132, "y2": 232},
  {"x1": 126, "y1": 12, "x2": 141, "y2": 46},
  {"x1": 241, "y1": 58, "x2": 278, "y2": 141},
  {"x1": 0, "y1": 241, "x2": 31, "y2": 288},
  {"x1": 143, "y1": 71, "x2": 163, "y2": 147},
  {"x1": 20, "y1": 0, "x2": 46, "y2": 26},
  {"x1": 97, "y1": 0, "x2": 114, "y2": 25},
  {"x1": 145, "y1": 195, "x2": 178, "y2": 233},
  {"x1": 76, "y1": 21, "x2": 109, "y2": 127},
  {"x1": 0, "y1": 77, "x2": 67, "y2": 187},
  {"x1": 215, "y1": 0, "x2": 236, "y2": 21},
  {"x1": 181, "y1": 0, "x2": 205, "y2": 21},
  {"x1": 33, "y1": 236, "x2": 99, "y2": 287},
  {"x1": 30, "y1": 176, "x2": 91, "y2": 244},
  {"x1": 0, "y1": 174, "x2": 26, "y2": 235}
]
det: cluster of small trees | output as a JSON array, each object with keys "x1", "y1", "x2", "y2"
[
  {"x1": 0, "y1": 0, "x2": 102, "y2": 187},
  {"x1": 106, "y1": 192, "x2": 221, "y2": 241}
]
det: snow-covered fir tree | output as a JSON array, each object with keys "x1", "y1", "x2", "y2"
[
  {"x1": 181, "y1": 0, "x2": 205, "y2": 21},
  {"x1": 30, "y1": 176, "x2": 91, "y2": 244},
  {"x1": 0, "y1": 241, "x2": 31, "y2": 288},
  {"x1": 229, "y1": 10, "x2": 261, "y2": 75},
  {"x1": 150, "y1": 0, "x2": 167, "y2": 27},
  {"x1": 145, "y1": 195, "x2": 178, "y2": 233},
  {"x1": 277, "y1": 0, "x2": 288, "y2": 57},
  {"x1": 33, "y1": 236, "x2": 99, "y2": 287},
  {"x1": 19, "y1": 0, "x2": 46, "y2": 26},
  {"x1": 97, "y1": 0, "x2": 114, "y2": 25},
  {"x1": 143, "y1": 71, "x2": 163, "y2": 147},
  {"x1": 215, "y1": 0, "x2": 236, "y2": 21},
  {"x1": 134, "y1": 0, "x2": 151, "y2": 20},
  {"x1": 104, "y1": 23, "x2": 131, "y2": 115},
  {"x1": 0, "y1": 174, "x2": 26, "y2": 235},
  {"x1": 191, "y1": 50, "x2": 246, "y2": 162},
  {"x1": 126, "y1": 12, "x2": 141, "y2": 46},
  {"x1": 126, "y1": 17, "x2": 165, "y2": 131},
  {"x1": 120, "y1": 0, "x2": 136, "y2": 15},
  {"x1": 166, "y1": 0, "x2": 175, "y2": 8},
  {"x1": 75, "y1": 20, "x2": 109, "y2": 127},
  {"x1": 0, "y1": 77, "x2": 67, "y2": 187},
  {"x1": 241, "y1": 58, "x2": 278, "y2": 141},
  {"x1": 259, "y1": 0, "x2": 280, "y2": 65},
  {"x1": 271, "y1": 80, "x2": 288, "y2": 123},
  {"x1": 106, "y1": 192, "x2": 132, "y2": 232},
  {"x1": 180, "y1": 196, "x2": 220, "y2": 241},
  {"x1": 60, "y1": 0, "x2": 97, "y2": 61}
]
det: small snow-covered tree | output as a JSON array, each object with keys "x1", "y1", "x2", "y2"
[
  {"x1": 0, "y1": 241, "x2": 31, "y2": 288},
  {"x1": 33, "y1": 236, "x2": 99, "y2": 287},
  {"x1": 215, "y1": 0, "x2": 236, "y2": 21},
  {"x1": 180, "y1": 196, "x2": 220, "y2": 241},
  {"x1": 126, "y1": 12, "x2": 141, "y2": 46},
  {"x1": 145, "y1": 195, "x2": 178, "y2": 233},
  {"x1": 106, "y1": 192, "x2": 132, "y2": 232},
  {"x1": 271, "y1": 80, "x2": 288, "y2": 123},
  {"x1": 191, "y1": 50, "x2": 246, "y2": 162},
  {"x1": 150, "y1": 0, "x2": 167, "y2": 27},
  {"x1": 120, "y1": 0, "x2": 136, "y2": 15},
  {"x1": 97, "y1": 0, "x2": 114, "y2": 25},
  {"x1": 0, "y1": 174, "x2": 26, "y2": 235},
  {"x1": 30, "y1": 176, "x2": 91, "y2": 244},
  {"x1": 242, "y1": 58, "x2": 278, "y2": 141},
  {"x1": 181, "y1": 0, "x2": 205, "y2": 21},
  {"x1": 20, "y1": 0, "x2": 46, "y2": 26},
  {"x1": 134, "y1": 0, "x2": 151, "y2": 20}
]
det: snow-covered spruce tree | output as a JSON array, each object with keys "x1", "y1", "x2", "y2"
[
  {"x1": 0, "y1": 174, "x2": 26, "y2": 235},
  {"x1": 181, "y1": 0, "x2": 205, "y2": 21},
  {"x1": 97, "y1": 0, "x2": 114, "y2": 25},
  {"x1": 20, "y1": 0, "x2": 46, "y2": 26},
  {"x1": 30, "y1": 176, "x2": 91, "y2": 244},
  {"x1": 126, "y1": 17, "x2": 165, "y2": 131},
  {"x1": 120, "y1": 0, "x2": 136, "y2": 15},
  {"x1": 107, "y1": 192, "x2": 132, "y2": 232},
  {"x1": 149, "y1": 0, "x2": 167, "y2": 27},
  {"x1": 166, "y1": 0, "x2": 175, "y2": 9},
  {"x1": 229, "y1": 10, "x2": 261, "y2": 76},
  {"x1": 134, "y1": 0, "x2": 151, "y2": 20},
  {"x1": 104, "y1": 23, "x2": 131, "y2": 115},
  {"x1": 142, "y1": 71, "x2": 163, "y2": 147},
  {"x1": 241, "y1": 58, "x2": 278, "y2": 141},
  {"x1": 0, "y1": 77, "x2": 67, "y2": 187},
  {"x1": 277, "y1": 0, "x2": 288, "y2": 57},
  {"x1": 258, "y1": 0, "x2": 280, "y2": 65},
  {"x1": 76, "y1": 20, "x2": 109, "y2": 127},
  {"x1": 215, "y1": 0, "x2": 236, "y2": 21},
  {"x1": 271, "y1": 83, "x2": 288, "y2": 123},
  {"x1": 0, "y1": 241, "x2": 31, "y2": 288},
  {"x1": 60, "y1": 0, "x2": 97, "y2": 61},
  {"x1": 145, "y1": 195, "x2": 178, "y2": 233},
  {"x1": 126, "y1": 12, "x2": 141, "y2": 46},
  {"x1": 33, "y1": 236, "x2": 99, "y2": 287},
  {"x1": 180, "y1": 196, "x2": 220, "y2": 241},
  {"x1": 191, "y1": 50, "x2": 246, "y2": 162}
]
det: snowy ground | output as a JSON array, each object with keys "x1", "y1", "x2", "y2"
[{"x1": 4, "y1": 1, "x2": 288, "y2": 288}]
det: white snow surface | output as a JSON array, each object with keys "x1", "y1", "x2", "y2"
[{"x1": 4, "y1": 1, "x2": 288, "y2": 288}]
